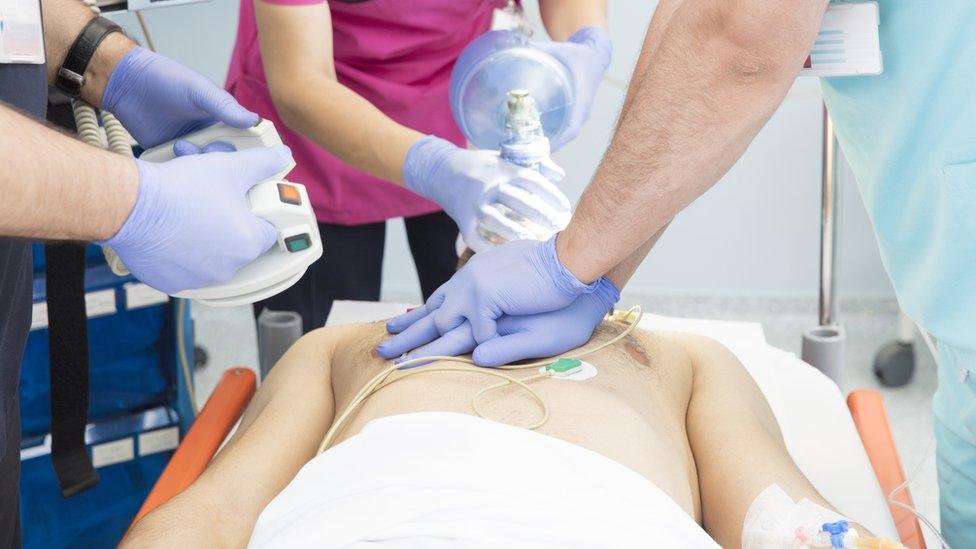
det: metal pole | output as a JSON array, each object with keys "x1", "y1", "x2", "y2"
[
  {"x1": 819, "y1": 102, "x2": 839, "y2": 327},
  {"x1": 802, "y1": 102, "x2": 846, "y2": 387}
]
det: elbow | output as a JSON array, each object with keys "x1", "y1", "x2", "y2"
[
  {"x1": 700, "y1": 0, "x2": 825, "y2": 84},
  {"x1": 267, "y1": 84, "x2": 304, "y2": 132}
]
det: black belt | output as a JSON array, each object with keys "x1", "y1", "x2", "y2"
[
  {"x1": 45, "y1": 244, "x2": 98, "y2": 497},
  {"x1": 45, "y1": 97, "x2": 99, "y2": 498}
]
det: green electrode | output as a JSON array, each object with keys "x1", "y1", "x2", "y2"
[{"x1": 545, "y1": 358, "x2": 583, "y2": 376}]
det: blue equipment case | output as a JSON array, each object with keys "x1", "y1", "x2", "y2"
[{"x1": 19, "y1": 245, "x2": 196, "y2": 547}]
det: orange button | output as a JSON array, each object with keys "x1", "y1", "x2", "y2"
[{"x1": 277, "y1": 183, "x2": 302, "y2": 205}]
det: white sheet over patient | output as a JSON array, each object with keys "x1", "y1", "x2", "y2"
[{"x1": 248, "y1": 412, "x2": 718, "y2": 548}]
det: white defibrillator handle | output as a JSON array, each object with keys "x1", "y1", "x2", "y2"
[{"x1": 138, "y1": 120, "x2": 323, "y2": 307}]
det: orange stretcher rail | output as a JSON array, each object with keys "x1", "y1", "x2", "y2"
[
  {"x1": 124, "y1": 367, "x2": 256, "y2": 537},
  {"x1": 848, "y1": 389, "x2": 926, "y2": 549}
]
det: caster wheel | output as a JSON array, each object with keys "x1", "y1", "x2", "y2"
[
  {"x1": 873, "y1": 341, "x2": 915, "y2": 387},
  {"x1": 194, "y1": 345, "x2": 209, "y2": 370}
]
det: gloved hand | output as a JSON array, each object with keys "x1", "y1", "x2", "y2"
[
  {"x1": 103, "y1": 47, "x2": 259, "y2": 148},
  {"x1": 404, "y1": 136, "x2": 571, "y2": 252},
  {"x1": 97, "y1": 146, "x2": 292, "y2": 294},
  {"x1": 533, "y1": 26, "x2": 612, "y2": 151},
  {"x1": 378, "y1": 235, "x2": 598, "y2": 353},
  {"x1": 378, "y1": 277, "x2": 619, "y2": 367}
]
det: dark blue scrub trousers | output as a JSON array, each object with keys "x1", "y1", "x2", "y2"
[{"x1": 0, "y1": 60, "x2": 48, "y2": 547}]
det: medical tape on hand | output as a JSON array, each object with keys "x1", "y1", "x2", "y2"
[{"x1": 742, "y1": 485, "x2": 856, "y2": 549}]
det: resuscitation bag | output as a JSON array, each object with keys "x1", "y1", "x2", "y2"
[{"x1": 450, "y1": 29, "x2": 574, "y2": 150}]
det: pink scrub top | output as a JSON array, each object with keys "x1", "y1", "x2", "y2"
[{"x1": 226, "y1": 0, "x2": 501, "y2": 225}]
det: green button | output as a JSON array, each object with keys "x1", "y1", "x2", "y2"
[{"x1": 284, "y1": 234, "x2": 311, "y2": 253}]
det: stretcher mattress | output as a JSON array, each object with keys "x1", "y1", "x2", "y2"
[{"x1": 326, "y1": 300, "x2": 898, "y2": 539}]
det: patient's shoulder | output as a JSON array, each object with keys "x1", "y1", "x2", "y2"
[
  {"x1": 653, "y1": 331, "x2": 744, "y2": 375},
  {"x1": 305, "y1": 321, "x2": 389, "y2": 356}
]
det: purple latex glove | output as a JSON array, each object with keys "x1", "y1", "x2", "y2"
[
  {"x1": 378, "y1": 235, "x2": 597, "y2": 354},
  {"x1": 103, "y1": 47, "x2": 259, "y2": 148},
  {"x1": 533, "y1": 26, "x2": 612, "y2": 150},
  {"x1": 378, "y1": 277, "x2": 619, "y2": 368},
  {"x1": 96, "y1": 146, "x2": 292, "y2": 294},
  {"x1": 404, "y1": 136, "x2": 570, "y2": 252}
]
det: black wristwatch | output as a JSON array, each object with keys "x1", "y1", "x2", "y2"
[{"x1": 56, "y1": 17, "x2": 125, "y2": 98}]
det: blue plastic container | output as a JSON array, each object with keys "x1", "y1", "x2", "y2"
[{"x1": 19, "y1": 244, "x2": 196, "y2": 547}]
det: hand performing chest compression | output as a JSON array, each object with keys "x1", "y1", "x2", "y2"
[{"x1": 377, "y1": 236, "x2": 617, "y2": 366}]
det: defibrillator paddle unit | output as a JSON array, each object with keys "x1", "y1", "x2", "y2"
[{"x1": 138, "y1": 120, "x2": 322, "y2": 307}]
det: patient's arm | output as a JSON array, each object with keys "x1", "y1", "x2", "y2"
[
  {"x1": 123, "y1": 326, "x2": 347, "y2": 547},
  {"x1": 677, "y1": 334, "x2": 869, "y2": 547}
]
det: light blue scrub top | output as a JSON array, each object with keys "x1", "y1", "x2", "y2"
[
  {"x1": 822, "y1": 1, "x2": 976, "y2": 357},
  {"x1": 822, "y1": 4, "x2": 976, "y2": 543}
]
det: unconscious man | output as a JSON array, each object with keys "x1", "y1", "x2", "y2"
[{"x1": 123, "y1": 312, "x2": 884, "y2": 548}]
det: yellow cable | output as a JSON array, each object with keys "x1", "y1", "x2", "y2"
[
  {"x1": 316, "y1": 306, "x2": 643, "y2": 454},
  {"x1": 471, "y1": 373, "x2": 547, "y2": 422}
]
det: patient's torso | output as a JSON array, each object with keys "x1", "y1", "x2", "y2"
[{"x1": 327, "y1": 322, "x2": 701, "y2": 519}]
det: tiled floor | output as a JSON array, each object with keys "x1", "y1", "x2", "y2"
[{"x1": 191, "y1": 294, "x2": 941, "y2": 547}]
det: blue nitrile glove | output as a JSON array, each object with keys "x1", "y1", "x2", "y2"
[
  {"x1": 103, "y1": 47, "x2": 259, "y2": 148},
  {"x1": 96, "y1": 146, "x2": 291, "y2": 294},
  {"x1": 533, "y1": 26, "x2": 612, "y2": 150},
  {"x1": 378, "y1": 235, "x2": 598, "y2": 353},
  {"x1": 378, "y1": 277, "x2": 619, "y2": 367},
  {"x1": 474, "y1": 277, "x2": 619, "y2": 366},
  {"x1": 404, "y1": 136, "x2": 570, "y2": 253}
]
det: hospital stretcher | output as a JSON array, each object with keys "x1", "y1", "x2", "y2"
[{"x1": 127, "y1": 301, "x2": 926, "y2": 548}]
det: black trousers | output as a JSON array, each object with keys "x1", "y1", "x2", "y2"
[{"x1": 253, "y1": 211, "x2": 459, "y2": 333}]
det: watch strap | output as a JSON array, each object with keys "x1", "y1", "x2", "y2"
[{"x1": 56, "y1": 17, "x2": 124, "y2": 98}]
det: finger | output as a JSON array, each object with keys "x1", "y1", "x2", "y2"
[
  {"x1": 472, "y1": 332, "x2": 540, "y2": 367},
  {"x1": 536, "y1": 157, "x2": 565, "y2": 183},
  {"x1": 424, "y1": 286, "x2": 447, "y2": 312},
  {"x1": 194, "y1": 86, "x2": 260, "y2": 129},
  {"x1": 477, "y1": 205, "x2": 533, "y2": 243},
  {"x1": 386, "y1": 305, "x2": 433, "y2": 334},
  {"x1": 233, "y1": 145, "x2": 294, "y2": 191},
  {"x1": 400, "y1": 322, "x2": 477, "y2": 367},
  {"x1": 494, "y1": 183, "x2": 566, "y2": 232},
  {"x1": 172, "y1": 140, "x2": 203, "y2": 157},
  {"x1": 175, "y1": 140, "x2": 238, "y2": 157},
  {"x1": 510, "y1": 169, "x2": 572, "y2": 213},
  {"x1": 431, "y1": 295, "x2": 469, "y2": 336},
  {"x1": 461, "y1": 228, "x2": 495, "y2": 253},
  {"x1": 200, "y1": 141, "x2": 237, "y2": 153},
  {"x1": 250, "y1": 219, "x2": 277, "y2": 256},
  {"x1": 469, "y1": 311, "x2": 498, "y2": 345},
  {"x1": 376, "y1": 314, "x2": 439, "y2": 359}
]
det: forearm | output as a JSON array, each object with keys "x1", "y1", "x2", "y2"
[
  {"x1": 539, "y1": 0, "x2": 607, "y2": 40},
  {"x1": 270, "y1": 75, "x2": 422, "y2": 184},
  {"x1": 125, "y1": 328, "x2": 339, "y2": 546},
  {"x1": 604, "y1": 224, "x2": 667, "y2": 289},
  {"x1": 41, "y1": 0, "x2": 137, "y2": 107},
  {"x1": 681, "y1": 334, "x2": 871, "y2": 544},
  {"x1": 0, "y1": 103, "x2": 137, "y2": 241},
  {"x1": 618, "y1": 0, "x2": 681, "y2": 116},
  {"x1": 557, "y1": 0, "x2": 827, "y2": 283}
]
